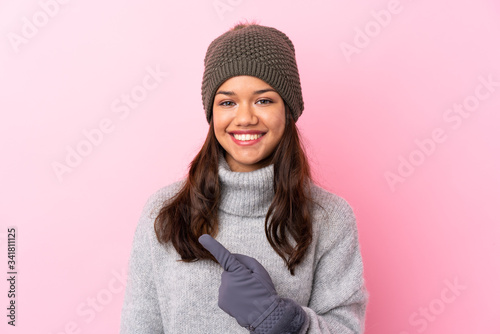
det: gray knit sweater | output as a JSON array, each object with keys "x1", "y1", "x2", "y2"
[{"x1": 120, "y1": 156, "x2": 368, "y2": 333}]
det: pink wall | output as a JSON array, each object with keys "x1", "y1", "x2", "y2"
[{"x1": 1, "y1": 0, "x2": 499, "y2": 333}]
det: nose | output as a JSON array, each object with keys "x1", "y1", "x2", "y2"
[{"x1": 234, "y1": 102, "x2": 258, "y2": 126}]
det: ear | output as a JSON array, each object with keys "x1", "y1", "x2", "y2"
[{"x1": 284, "y1": 103, "x2": 293, "y2": 126}]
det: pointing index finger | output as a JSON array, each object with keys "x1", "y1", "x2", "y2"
[{"x1": 198, "y1": 234, "x2": 239, "y2": 272}]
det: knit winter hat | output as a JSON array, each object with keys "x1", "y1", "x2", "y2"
[{"x1": 201, "y1": 24, "x2": 304, "y2": 124}]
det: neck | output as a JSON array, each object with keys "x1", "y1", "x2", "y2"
[{"x1": 217, "y1": 151, "x2": 275, "y2": 217}]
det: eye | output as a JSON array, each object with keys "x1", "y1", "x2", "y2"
[
  {"x1": 257, "y1": 99, "x2": 272, "y2": 105},
  {"x1": 219, "y1": 101, "x2": 235, "y2": 106}
]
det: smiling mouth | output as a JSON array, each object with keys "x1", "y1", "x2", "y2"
[{"x1": 231, "y1": 133, "x2": 265, "y2": 141}]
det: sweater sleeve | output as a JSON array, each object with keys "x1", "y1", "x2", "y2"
[
  {"x1": 300, "y1": 197, "x2": 369, "y2": 334},
  {"x1": 120, "y1": 193, "x2": 165, "y2": 334}
]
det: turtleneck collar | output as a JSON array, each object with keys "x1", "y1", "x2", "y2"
[{"x1": 217, "y1": 151, "x2": 275, "y2": 217}]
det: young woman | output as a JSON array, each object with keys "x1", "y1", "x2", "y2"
[{"x1": 120, "y1": 21, "x2": 368, "y2": 334}]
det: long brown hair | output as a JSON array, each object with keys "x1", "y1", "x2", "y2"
[{"x1": 154, "y1": 104, "x2": 317, "y2": 275}]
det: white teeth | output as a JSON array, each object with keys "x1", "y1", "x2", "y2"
[{"x1": 233, "y1": 133, "x2": 263, "y2": 141}]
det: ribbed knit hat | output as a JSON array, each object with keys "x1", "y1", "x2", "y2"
[{"x1": 201, "y1": 24, "x2": 304, "y2": 124}]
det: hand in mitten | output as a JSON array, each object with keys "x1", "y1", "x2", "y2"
[{"x1": 198, "y1": 234, "x2": 308, "y2": 333}]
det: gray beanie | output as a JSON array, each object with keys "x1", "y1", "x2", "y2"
[{"x1": 201, "y1": 24, "x2": 304, "y2": 124}]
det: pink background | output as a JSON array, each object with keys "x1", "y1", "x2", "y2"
[{"x1": 1, "y1": 0, "x2": 499, "y2": 333}]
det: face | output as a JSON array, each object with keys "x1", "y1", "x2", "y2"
[{"x1": 212, "y1": 75, "x2": 286, "y2": 172}]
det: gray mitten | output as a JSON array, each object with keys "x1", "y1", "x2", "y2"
[{"x1": 199, "y1": 234, "x2": 308, "y2": 333}]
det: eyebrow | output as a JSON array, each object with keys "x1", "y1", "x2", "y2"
[{"x1": 215, "y1": 88, "x2": 278, "y2": 96}]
